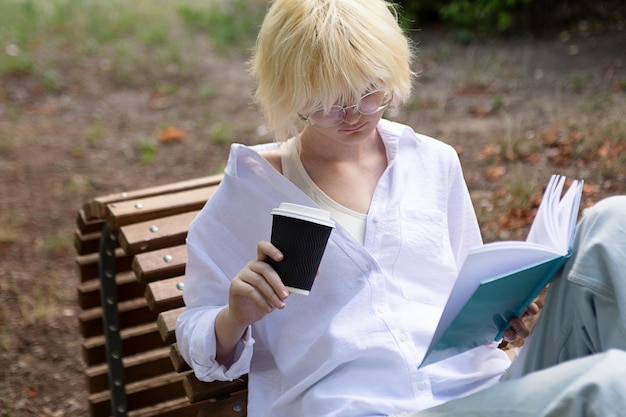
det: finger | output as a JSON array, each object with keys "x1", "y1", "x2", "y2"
[
  {"x1": 503, "y1": 328, "x2": 517, "y2": 343},
  {"x1": 230, "y1": 277, "x2": 275, "y2": 314},
  {"x1": 508, "y1": 317, "x2": 530, "y2": 339},
  {"x1": 522, "y1": 302, "x2": 540, "y2": 318},
  {"x1": 257, "y1": 240, "x2": 283, "y2": 262},
  {"x1": 249, "y1": 261, "x2": 289, "y2": 308}
]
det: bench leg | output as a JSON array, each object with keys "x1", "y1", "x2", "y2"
[{"x1": 99, "y1": 223, "x2": 128, "y2": 416}]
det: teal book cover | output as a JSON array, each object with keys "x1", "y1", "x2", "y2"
[
  {"x1": 420, "y1": 252, "x2": 570, "y2": 368},
  {"x1": 419, "y1": 175, "x2": 583, "y2": 368}
]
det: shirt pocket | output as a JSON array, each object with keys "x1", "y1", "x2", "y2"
[{"x1": 393, "y1": 207, "x2": 458, "y2": 306}]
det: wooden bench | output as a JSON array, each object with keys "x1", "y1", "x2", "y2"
[{"x1": 74, "y1": 174, "x2": 248, "y2": 417}]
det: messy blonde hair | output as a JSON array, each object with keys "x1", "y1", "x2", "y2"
[{"x1": 250, "y1": 0, "x2": 415, "y2": 141}]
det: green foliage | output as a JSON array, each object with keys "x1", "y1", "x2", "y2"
[
  {"x1": 439, "y1": 0, "x2": 532, "y2": 34},
  {"x1": 398, "y1": 0, "x2": 626, "y2": 38},
  {"x1": 397, "y1": 0, "x2": 532, "y2": 35},
  {"x1": 137, "y1": 138, "x2": 158, "y2": 165},
  {"x1": 178, "y1": 0, "x2": 266, "y2": 54}
]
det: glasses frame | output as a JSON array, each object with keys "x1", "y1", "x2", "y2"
[{"x1": 298, "y1": 89, "x2": 393, "y2": 128}]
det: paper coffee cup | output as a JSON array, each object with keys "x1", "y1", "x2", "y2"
[{"x1": 267, "y1": 203, "x2": 335, "y2": 295}]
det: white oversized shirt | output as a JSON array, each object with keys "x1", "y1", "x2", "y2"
[{"x1": 176, "y1": 119, "x2": 511, "y2": 417}]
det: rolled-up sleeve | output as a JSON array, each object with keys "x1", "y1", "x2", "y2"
[
  {"x1": 175, "y1": 230, "x2": 256, "y2": 382},
  {"x1": 177, "y1": 304, "x2": 255, "y2": 381}
]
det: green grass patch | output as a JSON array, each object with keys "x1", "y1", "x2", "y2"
[
  {"x1": 209, "y1": 122, "x2": 235, "y2": 145},
  {"x1": 137, "y1": 137, "x2": 158, "y2": 165},
  {"x1": 0, "y1": 0, "x2": 265, "y2": 88},
  {"x1": 177, "y1": 0, "x2": 266, "y2": 54}
]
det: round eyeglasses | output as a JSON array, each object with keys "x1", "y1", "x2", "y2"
[{"x1": 298, "y1": 89, "x2": 393, "y2": 128}]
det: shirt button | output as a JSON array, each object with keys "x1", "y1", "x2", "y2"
[
  {"x1": 417, "y1": 381, "x2": 426, "y2": 390},
  {"x1": 376, "y1": 305, "x2": 386, "y2": 314},
  {"x1": 372, "y1": 215, "x2": 380, "y2": 223},
  {"x1": 398, "y1": 333, "x2": 408, "y2": 342},
  {"x1": 366, "y1": 262, "x2": 374, "y2": 270}
]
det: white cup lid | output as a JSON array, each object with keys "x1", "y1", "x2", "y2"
[{"x1": 271, "y1": 203, "x2": 335, "y2": 228}]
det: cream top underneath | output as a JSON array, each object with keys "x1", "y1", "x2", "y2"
[{"x1": 280, "y1": 138, "x2": 367, "y2": 244}]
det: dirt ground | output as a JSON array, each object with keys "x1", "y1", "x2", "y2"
[{"x1": 1, "y1": 25, "x2": 625, "y2": 416}]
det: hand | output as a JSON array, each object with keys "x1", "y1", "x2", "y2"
[
  {"x1": 503, "y1": 302, "x2": 540, "y2": 343},
  {"x1": 215, "y1": 240, "x2": 289, "y2": 365},
  {"x1": 227, "y1": 240, "x2": 290, "y2": 326}
]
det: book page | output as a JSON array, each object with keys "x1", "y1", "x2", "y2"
[{"x1": 526, "y1": 175, "x2": 582, "y2": 252}]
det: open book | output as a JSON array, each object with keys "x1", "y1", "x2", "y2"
[{"x1": 419, "y1": 175, "x2": 584, "y2": 368}]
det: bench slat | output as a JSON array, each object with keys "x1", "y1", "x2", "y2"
[
  {"x1": 77, "y1": 271, "x2": 142, "y2": 310},
  {"x1": 145, "y1": 276, "x2": 185, "y2": 314},
  {"x1": 119, "y1": 211, "x2": 198, "y2": 256},
  {"x1": 85, "y1": 346, "x2": 173, "y2": 393},
  {"x1": 128, "y1": 397, "x2": 210, "y2": 417},
  {"x1": 183, "y1": 373, "x2": 248, "y2": 404},
  {"x1": 157, "y1": 307, "x2": 183, "y2": 344},
  {"x1": 74, "y1": 228, "x2": 102, "y2": 256},
  {"x1": 88, "y1": 371, "x2": 186, "y2": 417},
  {"x1": 105, "y1": 186, "x2": 217, "y2": 229},
  {"x1": 75, "y1": 248, "x2": 133, "y2": 283},
  {"x1": 132, "y1": 245, "x2": 188, "y2": 284},
  {"x1": 76, "y1": 209, "x2": 106, "y2": 234},
  {"x1": 81, "y1": 322, "x2": 166, "y2": 367},
  {"x1": 79, "y1": 297, "x2": 154, "y2": 339},
  {"x1": 169, "y1": 343, "x2": 191, "y2": 373},
  {"x1": 85, "y1": 175, "x2": 222, "y2": 221},
  {"x1": 196, "y1": 391, "x2": 248, "y2": 417}
]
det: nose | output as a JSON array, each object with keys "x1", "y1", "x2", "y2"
[{"x1": 342, "y1": 106, "x2": 361, "y2": 125}]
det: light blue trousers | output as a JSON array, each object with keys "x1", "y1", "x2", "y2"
[{"x1": 411, "y1": 195, "x2": 626, "y2": 417}]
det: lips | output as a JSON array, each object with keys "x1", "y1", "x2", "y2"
[{"x1": 340, "y1": 122, "x2": 367, "y2": 133}]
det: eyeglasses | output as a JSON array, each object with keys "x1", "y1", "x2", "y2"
[{"x1": 298, "y1": 89, "x2": 393, "y2": 128}]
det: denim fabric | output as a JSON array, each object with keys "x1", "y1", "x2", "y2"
[
  {"x1": 508, "y1": 195, "x2": 626, "y2": 376},
  {"x1": 408, "y1": 349, "x2": 626, "y2": 417}
]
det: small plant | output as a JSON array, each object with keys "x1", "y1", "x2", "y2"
[
  {"x1": 506, "y1": 165, "x2": 535, "y2": 210},
  {"x1": 42, "y1": 68, "x2": 64, "y2": 92},
  {"x1": 567, "y1": 73, "x2": 588, "y2": 93},
  {"x1": 86, "y1": 119, "x2": 105, "y2": 147},
  {"x1": 0, "y1": 136, "x2": 18, "y2": 155},
  {"x1": 0, "y1": 224, "x2": 20, "y2": 247},
  {"x1": 137, "y1": 137, "x2": 158, "y2": 164},
  {"x1": 198, "y1": 83, "x2": 216, "y2": 100},
  {"x1": 490, "y1": 93, "x2": 504, "y2": 110},
  {"x1": 459, "y1": 51, "x2": 503, "y2": 92},
  {"x1": 155, "y1": 82, "x2": 180, "y2": 96},
  {"x1": 0, "y1": 52, "x2": 35, "y2": 77},
  {"x1": 210, "y1": 122, "x2": 234, "y2": 145},
  {"x1": 40, "y1": 233, "x2": 73, "y2": 258}
]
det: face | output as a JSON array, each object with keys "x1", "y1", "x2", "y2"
[{"x1": 299, "y1": 89, "x2": 392, "y2": 145}]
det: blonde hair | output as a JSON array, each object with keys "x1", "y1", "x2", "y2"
[{"x1": 250, "y1": 0, "x2": 415, "y2": 141}]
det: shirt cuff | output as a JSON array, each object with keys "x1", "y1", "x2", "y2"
[{"x1": 191, "y1": 319, "x2": 255, "y2": 382}]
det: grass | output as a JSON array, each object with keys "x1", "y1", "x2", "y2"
[
  {"x1": 137, "y1": 137, "x2": 159, "y2": 165},
  {"x1": 0, "y1": 0, "x2": 265, "y2": 89}
]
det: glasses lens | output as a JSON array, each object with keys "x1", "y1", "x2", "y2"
[
  {"x1": 359, "y1": 90, "x2": 392, "y2": 115},
  {"x1": 308, "y1": 106, "x2": 345, "y2": 128},
  {"x1": 304, "y1": 89, "x2": 393, "y2": 128}
]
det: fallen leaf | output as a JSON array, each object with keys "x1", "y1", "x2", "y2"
[
  {"x1": 477, "y1": 143, "x2": 499, "y2": 160},
  {"x1": 159, "y1": 126, "x2": 186, "y2": 143},
  {"x1": 485, "y1": 165, "x2": 506, "y2": 181}
]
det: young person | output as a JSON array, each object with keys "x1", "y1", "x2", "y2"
[{"x1": 176, "y1": 1, "x2": 626, "y2": 416}]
